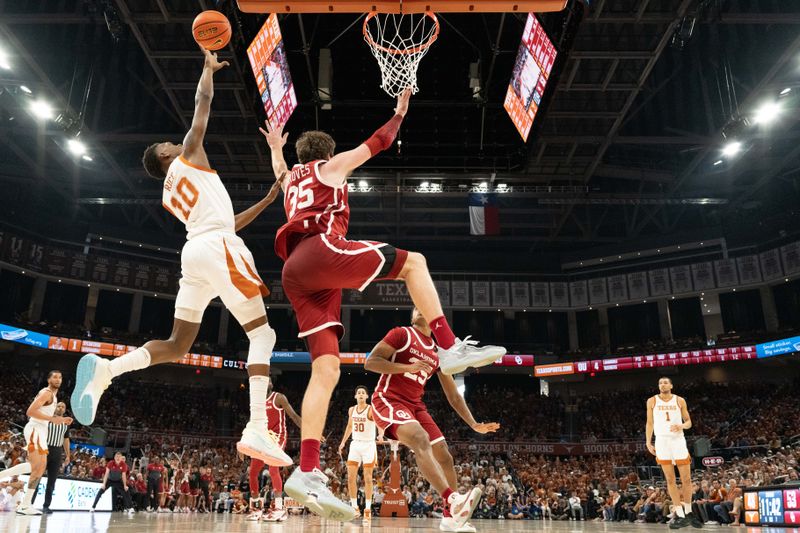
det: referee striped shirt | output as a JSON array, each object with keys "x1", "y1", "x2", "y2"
[{"x1": 46, "y1": 422, "x2": 69, "y2": 447}]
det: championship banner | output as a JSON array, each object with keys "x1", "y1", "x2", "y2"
[
  {"x1": 68, "y1": 251, "x2": 90, "y2": 280},
  {"x1": 43, "y1": 246, "x2": 70, "y2": 277},
  {"x1": 531, "y1": 282, "x2": 550, "y2": 308},
  {"x1": 627, "y1": 272, "x2": 648, "y2": 300},
  {"x1": 714, "y1": 259, "x2": 739, "y2": 287},
  {"x1": 648, "y1": 268, "x2": 671, "y2": 297},
  {"x1": 154, "y1": 265, "x2": 172, "y2": 292},
  {"x1": 588, "y1": 278, "x2": 608, "y2": 305},
  {"x1": 669, "y1": 265, "x2": 692, "y2": 294},
  {"x1": 434, "y1": 280, "x2": 451, "y2": 307},
  {"x1": 267, "y1": 278, "x2": 286, "y2": 304},
  {"x1": 691, "y1": 261, "x2": 715, "y2": 291},
  {"x1": 448, "y1": 440, "x2": 648, "y2": 456},
  {"x1": 511, "y1": 282, "x2": 530, "y2": 308},
  {"x1": 451, "y1": 281, "x2": 470, "y2": 307},
  {"x1": 780, "y1": 241, "x2": 800, "y2": 275},
  {"x1": 737, "y1": 255, "x2": 762, "y2": 285},
  {"x1": 607, "y1": 275, "x2": 628, "y2": 302},
  {"x1": 491, "y1": 282, "x2": 510, "y2": 307},
  {"x1": 549, "y1": 282, "x2": 568, "y2": 308},
  {"x1": 132, "y1": 263, "x2": 153, "y2": 290},
  {"x1": 110, "y1": 259, "x2": 132, "y2": 288},
  {"x1": 90, "y1": 256, "x2": 111, "y2": 283},
  {"x1": 472, "y1": 281, "x2": 490, "y2": 307},
  {"x1": 760, "y1": 249, "x2": 784, "y2": 281},
  {"x1": 569, "y1": 280, "x2": 588, "y2": 307}
]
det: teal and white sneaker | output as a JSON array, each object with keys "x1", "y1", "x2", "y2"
[
  {"x1": 284, "y1": 467, "x2": 356, "y2": 522},
  {"x1": 71, "y1": 354, "x2": 112, "y2": 426}
]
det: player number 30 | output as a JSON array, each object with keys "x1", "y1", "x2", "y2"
[{"x1": 286, "y1": 177, "x2": 315, "y2": 218}]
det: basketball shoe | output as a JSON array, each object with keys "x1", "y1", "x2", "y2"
[
  {"x1": 71, "y1": 354, "x2": 112, "y2": 425},
  {"x1": 439, "y1": 517, "x2": 477, "y2": 532},
  {"x1": 262, "y1": 508, "x2": 288, "y2": 522},
  {"x1": 448, "y1": 487, "x2": 482, "y2": 527},
  {"x1": 284, "y1": 468, "x2": 356, "y2": 521},
  {"x1": 16, "y1": 505, "x2": 42, "y2": 516},
  {"x1": 237, "y1": 426, "x2": 292, "y2": 466},
  {"x1": 363, "y1": 508, "x2": 372, "y2": 520},
  {"x1": 438, "y1": 337, "x2": 506, "y2": 375}
]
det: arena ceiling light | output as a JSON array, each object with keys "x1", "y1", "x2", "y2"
[
  {"x1": 0, "y1": 46, "x2": 10, "y2": 70},
  {"x1": 29, "y1": 99, "x2": 54, "y2": 120},
  {"x1": 721, "y1": 141, "x2": 742, "y2": 158},
  {"x1": 780, "y1": 88, "x2": 792, "y2": 96},
  {"x1": 752, "y1": 101, "x2": 781, "y2": 125},
  {"x1": 19, "y1": 85, "x2": 32, "y2": 95},
  {"x1": 67, "y1": 139, "x2": 87, "y2": 156}
]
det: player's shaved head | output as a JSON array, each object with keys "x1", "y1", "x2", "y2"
[{"x1": 296, "y1": 131, "x2": 335, "y2": 164}]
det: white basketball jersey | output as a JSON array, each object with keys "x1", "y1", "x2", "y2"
[
  {"x1": 162, "y1": 156, "x2": 235, "y2": 240},
  {"x1": 653, "y1": 394, "x2": 683, "y2": 437},
  {"x1": 31, "y1": 389, "x2": 56, "y2": 426},
  {"x1": 350, "y1": 405, "x2": 376, "y2": 442}
]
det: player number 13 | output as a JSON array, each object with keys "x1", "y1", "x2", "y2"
[{"x1": 286, "y1": 177, "x2": 315, "y2": 218}]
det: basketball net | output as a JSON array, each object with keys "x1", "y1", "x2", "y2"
[{"x1": 363, "y1": 12, "x2": 440, "y2": 97}]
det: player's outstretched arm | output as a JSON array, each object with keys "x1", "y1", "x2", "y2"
[
  {"x1": 259, "y1": 120, "x2": 290, "y2": 189},
  {"x1": 234, "y1": 178, "x2": 282, "y2": 231},
  {"x1": 276, "y1": 393, "x2": 302, "y2": 429},
  {"x1": 363, "y1": 340, "x2": 431, "y2": 375},
  {"x1": 437, "y1": 373, "x2": 499, "y2": 435},
  {"x1": 319, "y1": 88, "x2": 411, "y2": 186},
  {"x1": 182, "y1": 48, "x2": 229, "y2": 168}
]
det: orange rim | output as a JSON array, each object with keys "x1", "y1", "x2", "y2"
[{"x1": 363, "y1": 11, "x2": 440, "y2": 56}]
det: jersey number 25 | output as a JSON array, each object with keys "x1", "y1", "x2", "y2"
[
  {"x1": 403, "y1": 357, "x2": 430, "y2": 385},
  {"x1": 286, "y1": 177, "x2": 314, "y2": 218}
]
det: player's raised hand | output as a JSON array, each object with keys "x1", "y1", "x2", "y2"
[
  {"x1": 259, "y1": 119, "x2": 289, "y2": 150},
  {"x1": 264, "y1": 176, "x2": 283, "y2": 205},
  {"x1": 471, "y1": 422, "x2": 500, "y2": 434},
  {"x1": 201, "y1": 47, "x2": 229, "y2": 72},
  {"x1": 395, "y1": 87, "x2": 412, "y2": 117},
  {"x1": 405, "y1": 359, "x2": 433, "y2": 375}
]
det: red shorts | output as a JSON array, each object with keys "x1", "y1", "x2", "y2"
[
  {"x1": 282, "y1": 234, "x2": 408, "y2": 359},
  {"x1": 371, "y1": 393, "x2": 445, "y2": 445}
]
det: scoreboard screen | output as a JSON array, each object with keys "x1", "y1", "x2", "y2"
[
  {"x1": 745, "y1": 486, "x2": 800, "y2": 527},
  {"x1": 247, "y1": 13, "x2": 297, "y2": 129},
  {"x1": 503, "y1": 13, "x2": 557, "y2": 142}
]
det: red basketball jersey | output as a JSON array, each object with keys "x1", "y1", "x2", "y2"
[
  {"x1": 375, "y1": 326, "x2": 439, "y2": 404},
  {"x1": 266, "y1": 391, "x2": 286, "y2": 439},
  {"x1": 274, "y1": 160, "x2": 350, "y2": 261}
]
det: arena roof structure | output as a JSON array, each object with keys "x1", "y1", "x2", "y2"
[{"x1": 0, "y1": 0, "x2": 798, "y2": 271}]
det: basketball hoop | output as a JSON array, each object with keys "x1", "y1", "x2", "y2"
[{"x1": 362, "y1": 11, "x2": 440, "y2": 97}]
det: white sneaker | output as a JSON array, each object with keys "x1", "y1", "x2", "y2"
[
  {"x1": 437, "y1": 337, "x2": 506, "y2": 375},
  {"x1": 448, "y1": 488, "x2": 482, "y2": 527},
  {"x1": 236, "y1": 424, "x2": 292, "y2": 466},
  {"x1": 16, "y1": 505, "x2": 42, "y2": 515},
  {"x1": 262, "y1": 508, "x2": 288, "y2": 522},
  {"x1": 89, "y1": 508, "x2": 95, "y2": 513},
  {"x1": 126, "y1": 508, "x2": 135, "y2": 515},
  {"x1": 71, "y1": 354, "x2": 112, "y2": 425},
  {"x1": 284, "y1": 467, "x2": 356, "y2": 521},
  {"x1": 459, "y1": 522, "x2": 477, "y2": 532},
  {"x1": 440, "y1": 517, "x2": 477, "y2": 532}
]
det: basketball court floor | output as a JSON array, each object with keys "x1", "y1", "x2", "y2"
[{"x1": 0, "y1": 512, "x2": 782, "y2": 533}]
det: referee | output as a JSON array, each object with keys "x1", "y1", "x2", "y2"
[{"x1": 31, "y1": 401, "x2": 70, "y2": 513}]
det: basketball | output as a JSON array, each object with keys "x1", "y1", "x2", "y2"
[{"x1": 192, "y1": 10, "x2": 231, "y2": 51}]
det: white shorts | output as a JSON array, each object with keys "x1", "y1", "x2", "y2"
[
  {"x1": 175, "y1": 232, "x2": 268, "y2": 324},
  {"x1": 347, "y1": 441, "x2": 377, "y2": 467},
  {"x1": 24, "y1": 422, "x2": 48, "y2": 456},
  {"x1": 655, "y1": 434, "x2": 690, "y2": 466}
]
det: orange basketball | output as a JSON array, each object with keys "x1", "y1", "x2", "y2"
[{"x1": 192, "y1": 10, "x2": 231, "y2": 51}]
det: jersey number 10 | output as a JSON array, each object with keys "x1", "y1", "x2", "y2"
[{"x1": 171, "y1": 177, "x2": 199, "y2": 218}]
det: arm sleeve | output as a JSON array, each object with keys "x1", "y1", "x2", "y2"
[
  {"x1": 364, "y1": 114, "x2": 404, "y2": 156},
  {"x1": 381, "y1": 327, "x2": 409, "y2": 350}
]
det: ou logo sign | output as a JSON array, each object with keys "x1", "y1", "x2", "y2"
[
  {"x1": 396, "y1": 410, "x2": 411, "y2": 420},
  {"x1": 514, "y1": 356, "x2": 523, "y2": 366}
]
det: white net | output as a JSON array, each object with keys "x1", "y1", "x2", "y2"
[{"x1": 363, "y1": 12, "x2": 440, "y2": 97}]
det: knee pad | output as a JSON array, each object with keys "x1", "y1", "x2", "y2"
[
  {"x1": 245, "y1": 324, "x2": 276, "y2": 366},
  {"x1": 229, "y1": 296, "x2": 267, "y2": 326}
]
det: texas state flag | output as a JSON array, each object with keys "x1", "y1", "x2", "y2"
[{"x1": 469, "y1": 193, "x2": 500, "y2": 235}]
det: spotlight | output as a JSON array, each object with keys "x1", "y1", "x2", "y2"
[
  {"x1": 420, "y1": 181, "x2": 429, "y2": 188},
  {"x1": 479, "y1": 182, "x2": 487, "y2": 188},
  {"x1": 779, "y1": 88, "x2": 791, "y2": 96},
  {"x1": 753, "y1": 101, "x2": 781, "y2": 125},
  {"x1": 67, "y1": 139, "x2": 87, "y2": 156},
  {"x1": 358, "y1": 180, "x2": 368, "y2": 188},
  {"x1": 430, "y1": 183, "x2": 441, "y2": 192},
  {"x1": 29, "y1": 100, "x2": 54, "y2": 120},
  {"x1": 713, "y1": 160, "x2": 723, "y2": 166},
  {"x1": 19, "y1": 85, "x2": 32, "y2": 95},
  {"x1": 0, "y1": 46, "x2": 9, "y2": 70},
  {"x1": 722, "y1": 141, "x2": 742, "y2": 157},
  {"x1": 82, "y1": 155, "x2": 94, "y2": 162}
]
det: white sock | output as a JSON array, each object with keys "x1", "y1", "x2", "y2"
[
  {"x1": 351, "y1": 498, "x2": 357, "y2": 508},
  {"x1": 109, "y1": 347, "x2": 152, "y2": 378},
  {"x1": 676, "y1": 506, "x2": 686, "y2": 518},
  {"x1": 0, "y1": 462, "x2": 31, "y2": 479},
  {"x1": 249, "y1": 375, "x2": 270, "y2": 424},
  {"x1": 275, "y1": 497, "x2": 283, "y2": 510},
  {"x1": 365, "y1": 499, "x2": 371, "y2": 510},
  {"x1": 683, "y1": 502, "x2": 692, "y2": 515},
  {"x1": 22, "y1": 482, "x2": 35, "y2": 507}
]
